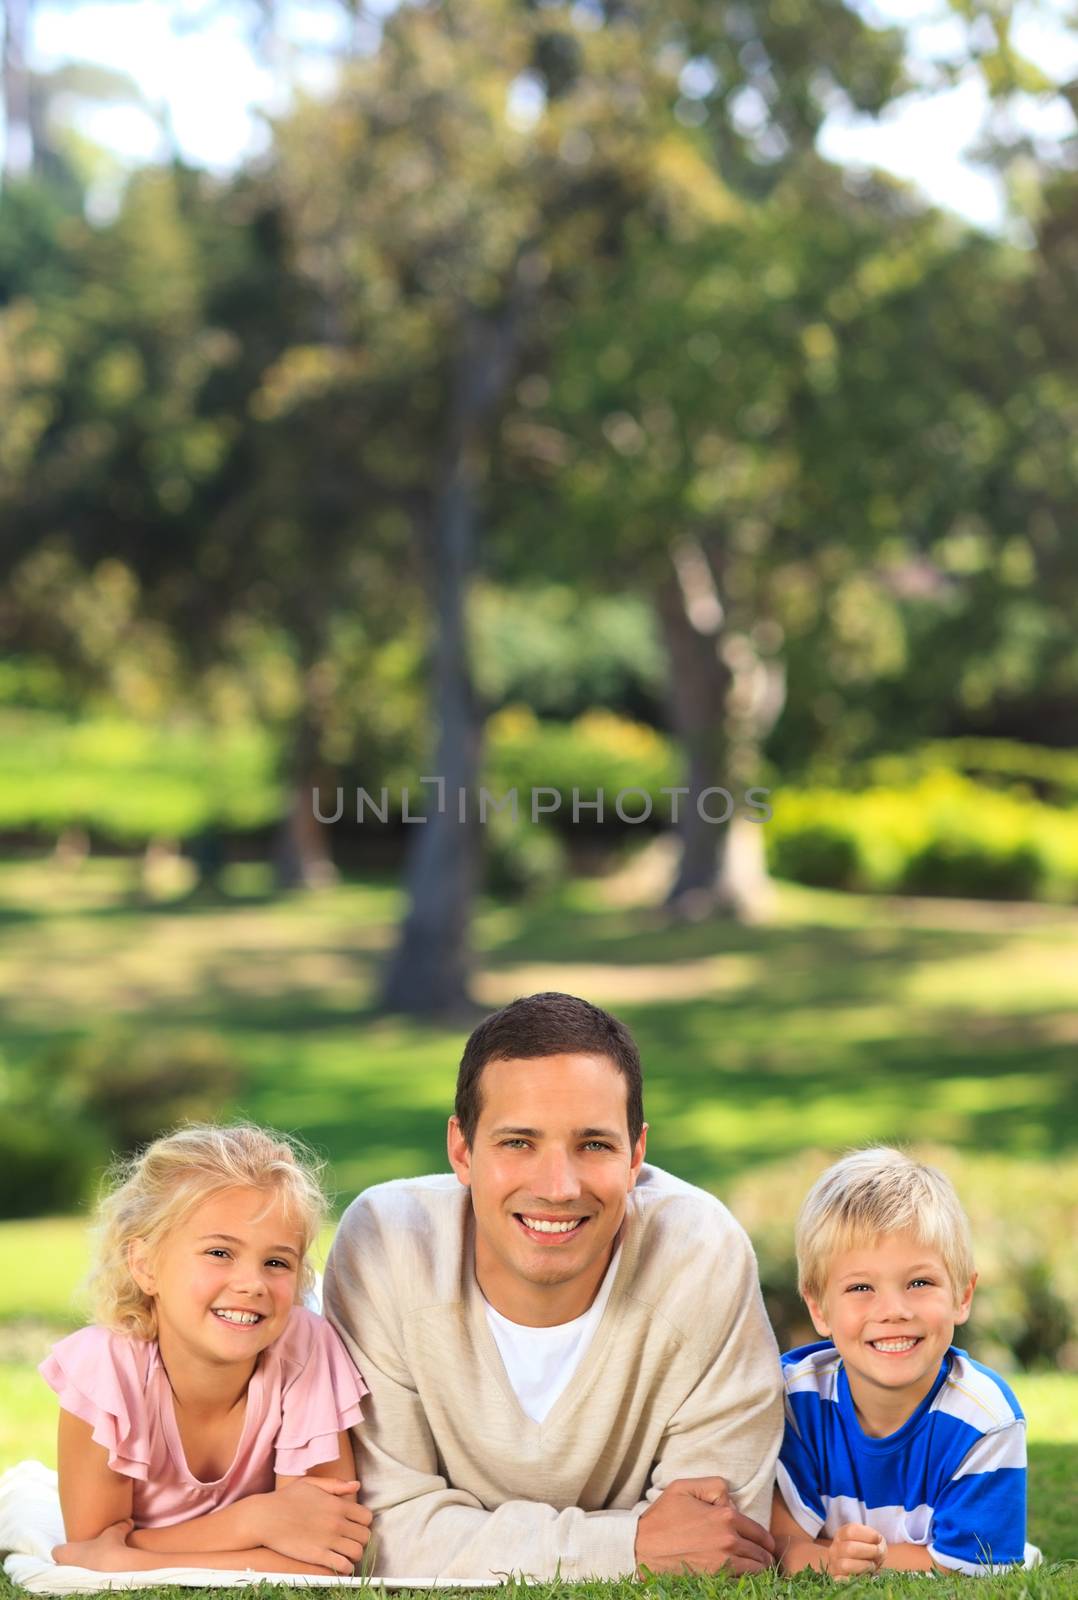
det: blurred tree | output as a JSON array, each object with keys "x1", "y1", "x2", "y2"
[
  {"x1": 0, "y1": 158, "x2": 424, "y2": 885},
  {"x1": 262, "y1": 0, "x2": 913, "y2": 1001}
]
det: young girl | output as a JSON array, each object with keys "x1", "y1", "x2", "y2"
[{"x1": 39, "y1": 1122, "x2": 372, "y2": 1576}]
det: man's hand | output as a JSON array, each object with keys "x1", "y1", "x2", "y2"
[
  {"x1": 635, "y1": 1477, "x2": 776, "y2": 1575},
  {"x1": 248, "y1": 1477, "x2": 373, "y2": 1575},
  {"x1": 825, "y1": 1523, "x2": 887, "y2": 1579},
  {"x1": 53, "y1": 1519, "x2": 136, "y2": 1571}
]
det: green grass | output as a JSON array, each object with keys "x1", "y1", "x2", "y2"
[
  {"x1": 2, "y1": 858, "x2": 1076, "y2": 1194},
  {"x1": 1, "y1": 855, "x2": 1076, "y2": 1592}
]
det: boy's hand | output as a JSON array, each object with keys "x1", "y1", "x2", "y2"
[
  {"x1": 826, "y1": 1523, "x2": 887, "y2": 1579},
  {"x1": 252, "y1": 1478, "x2": 373, "y2": 1575}
]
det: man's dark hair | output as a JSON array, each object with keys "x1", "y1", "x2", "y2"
[{"x1": 454, "y1": 991, "x2": 644, "y2": 1147}]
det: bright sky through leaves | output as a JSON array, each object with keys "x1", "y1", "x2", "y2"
[{"x1": 9, "y1": 0, "x2": 1078, "y2": 228}]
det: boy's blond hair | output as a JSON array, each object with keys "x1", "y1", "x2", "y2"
[
  {"x1": 796, "y1": 1146, "x2": 974, "y2": 1305},
  {"x1": 87, "y1": 1122, "x2": 328, "y2": 1340}
]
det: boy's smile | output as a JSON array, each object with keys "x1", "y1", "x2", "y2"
[{"x1": 805, "y1": 1229, "x2": 976, "y2": 1436}]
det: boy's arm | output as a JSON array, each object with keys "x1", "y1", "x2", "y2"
[
  {"x1": 773, "y1": 1490, "x2": 897, "y2": 1578},
  {"x1": 771, "y1": 1487, "x2": 833, "y2": 1573},
  {"x1": 882, "y1": 1543, "x2": 937, "y2": 1570}
]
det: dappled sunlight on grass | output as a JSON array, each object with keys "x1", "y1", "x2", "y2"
[{"x1": 2, "y1": 857, "x2": 1076, "y2": 1193}]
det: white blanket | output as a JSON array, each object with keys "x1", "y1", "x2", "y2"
[{"x1": 0, "y1": 1462, "x2": 498, "y2": 1593}]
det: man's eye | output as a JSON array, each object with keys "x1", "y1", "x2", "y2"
[
  {"x1": 582, "y1": 1141, "x2": 613, "y2": 1152},
  {"x1": 501, "y1": 1139, "x2": 530, "y2": 1149}
]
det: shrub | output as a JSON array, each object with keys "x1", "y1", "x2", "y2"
[
  {"x1": 484, "y1": 706, "x2": 679, "y2": 826},
  {"x1": 41, "y1": 1029, "x2": 244, "y2": 1156},
  {"x1": 765, "y1": 772, "x2": 1078, "y2": 903},
  {"x1": 869, "y1": 739, "x2": 1078, "y2": 807},
  {"x1": 0, "y1": 710, "x2": 282, "y2": 843},
  {"x1": 484, "y1": 808, "x2": 569, "y2": 899},
  {"x1": 0, "y1": 1114, "x2": 106, "y2": 1218},
  {"x1": 726, "y1": 1147, "x2": 1078, "y2": 1372},
  {"x1": 902, "y1": 837, "x2": 1044, "y2": 900},
  {"x1": 768, "y1": 817, "x2": 862, "y2": 890}
]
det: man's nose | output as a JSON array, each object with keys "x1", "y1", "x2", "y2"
[{"x1": 533, "y1": 1146, "x2": 583, "y2": 1204}]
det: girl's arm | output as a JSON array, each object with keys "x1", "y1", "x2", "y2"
[
  {"x1": 55, "y1": 1519, "x2": 342, "y2": 1575},
  {"x1": 126, "y1": 1430, "x2": 370, "y2": 1574},
  {"x1": 56, "y1": 1408, "x2": 133, "y2": 1540}
]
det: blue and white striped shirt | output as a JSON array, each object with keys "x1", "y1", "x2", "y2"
[{"x1": 777, "y1": 1340, "x2": 1037, "y2": 1574}]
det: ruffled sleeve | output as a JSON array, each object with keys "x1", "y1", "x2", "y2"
[
  {"x1": 273, "y1": 1306, "x2": 368, "y2": 1477},
  {"x1": 38, "y1": 1326, "x2": 153, "y2": 1481}
]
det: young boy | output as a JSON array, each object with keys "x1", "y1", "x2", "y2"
[{"x1": 771, "y1": 1147, "x2": 1038, "y2": 1577}]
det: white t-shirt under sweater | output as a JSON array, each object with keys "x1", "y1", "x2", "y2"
[{"x1": 484, "y1": 1246, "x2": 622, "y2": 1423}]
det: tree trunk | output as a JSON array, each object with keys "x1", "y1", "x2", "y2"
[
  {"x1": 275, "y1": 781, "x2": 339, "y2": 890},
  {"x1": 655, "y1": 549, "x2": 733, "y2": 917},
  {"x1": 274, "y1": 677, "x2": 339, "y2": 891},
  {"x1": 656, "y1": 540, "x2": 783, "y2": 921},
  {"x1": 381, "y1": 298, "x2": 521, "y2": 1017}
]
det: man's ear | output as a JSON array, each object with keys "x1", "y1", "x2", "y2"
[
  {"x1": 953, "y1": 1272, "x2": 977, "y2": 1327},
  {"x1": 626, "y1": 1124, "x2": 648, "y2": 1190},
  {"x1": 447, "y1": 1116, "x2": 473, "y2": 1188},
  {"x1": 803, "y1": 1291, "x2": 832, "y2": 1340},
  {"x1": 127, "y1": 1238, "x2": 156, "y2": 1296}
]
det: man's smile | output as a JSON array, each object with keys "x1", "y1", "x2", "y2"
[{"x1": 513, "y1": 1212, "x2": 592, "y2": 1243}]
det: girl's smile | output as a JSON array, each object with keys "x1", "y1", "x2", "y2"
[{"x1": 129, "y1": 1186, "x2": 305, "y2": 1389}]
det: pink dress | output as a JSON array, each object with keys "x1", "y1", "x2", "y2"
[{"x1": 39, "y1": 1306, "x2": 367, "y2": 1528}]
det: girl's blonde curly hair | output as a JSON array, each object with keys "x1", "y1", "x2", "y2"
[{"x1": 87, "y1": 1123, "x2": 329, "y2": 1340}]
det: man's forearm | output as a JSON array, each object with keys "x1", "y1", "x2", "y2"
[
  {"x1": 371, "y1": 1491, "x2": 645, "y2": 1582},
  {"x1": 127, "y1": 1497, "x2": 262, "y2": 1554}
]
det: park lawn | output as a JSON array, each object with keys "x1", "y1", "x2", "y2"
[
  {"x1": 1, "y1": 856, "x2": 1076, "y2": 1197},
  {"x1": 1, "y1": 855, "x2": 1076, "y2": 1591}
]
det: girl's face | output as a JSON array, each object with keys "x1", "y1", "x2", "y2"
[{"x1": 131, "y1": 1185, "x2": 305, "y2": 1368}]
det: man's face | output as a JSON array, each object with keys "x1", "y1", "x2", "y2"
[{"x1": 447, "y1": 1052, "x2": 646, "y2": 1324}]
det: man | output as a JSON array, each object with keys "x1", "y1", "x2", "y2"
[{"x1": 324, "y1": 991, "x2": 782, "y2": 1581}]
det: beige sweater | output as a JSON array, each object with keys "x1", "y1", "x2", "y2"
[{"x1": 323, "y1": 1164, "x2": 783, "y2": 1582}]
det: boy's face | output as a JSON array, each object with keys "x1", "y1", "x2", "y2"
[{"x1": 805, "y1": 1229, "x2": 975, "y2": 1422}]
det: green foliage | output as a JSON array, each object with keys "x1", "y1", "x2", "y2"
[
  {"x1": 868, "y1": 740, "x2": 1078, "y2": 806},
  {"x1": 484, "y1": 807, "x2": 570, "y2": 899},
  {"x1": 472, "y1": 587, "x2": 665, "y2": 723},
  {"x1": 767, "y1": 772, "x2": 1078, "y2": 901},
  {"x1": 0, "y1": 1028, "x2": 243, "y2": 1218},
  {"x1": 0, "y1": 1114, "x2": 104, "y2": 1219},
  {"x1": 728, "y1": 1148, "x2": 1078, "y2": 1372},
  {"x1": 0, "y1": 710, "x2": 281, "y2": 841},
  {"x1": 40, "y1": 1029, "x2": 244, "y2": 1158},
  {"x1": 485, "y1": 707, "x2": 678, "y2": 824}
]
